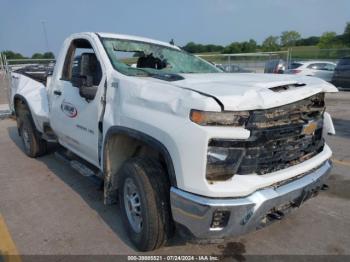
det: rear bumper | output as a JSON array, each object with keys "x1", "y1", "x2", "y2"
[{"x1": 170, "y1": 160, "x2": 332, "y2": 239}]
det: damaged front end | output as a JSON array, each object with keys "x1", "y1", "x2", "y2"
[
  {"x1": 171, "y1": 94, "x2": 333, "y2": 239},
  {"x1": 170, "y1": 160, "x2": 332, "y2": 239},
  {"x1": 205, "y1": 93, "x2": 326, "y2": 181}
]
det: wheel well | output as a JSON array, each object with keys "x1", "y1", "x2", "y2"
[
  {"x1": 14, "y1": 96, "x2": 27, "y2": 114},
  {"x1": 13, "y1": 96, "x2": 30, "y2": 133},
  {"x1": 105, "y1": 133, "x2": 161, "y2": 182},
  {"x1": 103, "y1": 128, "x2": 177, "y2": 205}
]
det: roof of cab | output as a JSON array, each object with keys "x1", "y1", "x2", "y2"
[{"x1": 96, "y1": 32, "x2": 181, "y2": 50}]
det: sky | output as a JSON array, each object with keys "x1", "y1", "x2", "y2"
[{"x1": 0, "y1": 0, "x2": 350, "y2": 57}]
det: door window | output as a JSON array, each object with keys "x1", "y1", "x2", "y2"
[
  {"x1": 307, "y1": 63, "x2": 323, "y2": 70},
  {"x1": 323, "y1": 63, "x2": 335, "y2": 71},
  {"x1": 61, "y1": 39, "x2": 102, "y2": 97},
  {"x1": 307, "y1": 63, "x2": 335, "y2": 71}
]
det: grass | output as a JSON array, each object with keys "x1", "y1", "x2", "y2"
[{"x1": 289, "y1": 46, "x2": 350, "y2": 60}]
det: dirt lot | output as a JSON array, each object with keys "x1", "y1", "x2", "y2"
[{"x1": 0, "y1": 91, "x2": 349, "y2": 259}]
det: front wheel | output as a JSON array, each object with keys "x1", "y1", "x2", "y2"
[{"x1": 118, "y1": 157, "x2": 173, "y2": 251}]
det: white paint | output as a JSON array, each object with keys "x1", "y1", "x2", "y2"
[{"x1": 10, "y1": 32, "x2": 337, "y2": 198}]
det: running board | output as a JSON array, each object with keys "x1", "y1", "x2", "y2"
[
  {"x1": 70, "y1": 159, "x2": 95, "y2": 177},
  {"x1": 54, "y1": 149, "x2": 104, "y2": 182},
  {"x1": 42, "y1": 133, "x2": 58, "y2": 143}
]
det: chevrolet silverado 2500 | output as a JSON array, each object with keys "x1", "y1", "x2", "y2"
[{"x1": 10, "y1": 32, "x2": 337, "y2": 251}]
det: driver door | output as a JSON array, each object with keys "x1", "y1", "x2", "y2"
[{"x1": 50, "y1": 38, "x2": 104, "y2": 166}]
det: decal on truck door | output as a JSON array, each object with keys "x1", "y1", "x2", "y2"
[{"x1": 61, "y1": 101, "x2": 78, "y2": 118}]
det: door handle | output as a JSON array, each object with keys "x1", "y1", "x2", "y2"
[{"x1": 53, "y1": 90, "x2": 62, "y2": 96}]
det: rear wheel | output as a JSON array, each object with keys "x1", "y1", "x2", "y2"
[
  {"x1": 118, "y1": 157, "x2": 173, "y2": 251},
  {"x1": 18, "y1": 115, "x2": 47, "y2": 158}
]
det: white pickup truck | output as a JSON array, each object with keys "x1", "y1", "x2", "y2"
[{"x1": 10, "y1": 32, "x2": 337, "y2": 251}]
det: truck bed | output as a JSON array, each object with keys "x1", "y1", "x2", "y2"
[{"x1": 10, "y1": 70, "x2": 50, "y2": 133}]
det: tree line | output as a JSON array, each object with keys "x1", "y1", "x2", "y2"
[
  {"x1": 1, "y1": 50, "x2": 55, "y2": 60},
  {"x1": 2, "y1": 22, "x2": 350, "y2": 58},
  {"x1": 183, "y1": 22, "x2": 350, "y2": 54}
]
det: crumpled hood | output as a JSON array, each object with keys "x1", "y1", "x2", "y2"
[{"x1": 171, "y1": 73, "x2": 338, "y2": 111}]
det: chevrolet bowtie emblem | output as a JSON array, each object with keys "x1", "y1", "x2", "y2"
[{"x1": 302, "y1": 121, "x2": 318, "y2": 135}]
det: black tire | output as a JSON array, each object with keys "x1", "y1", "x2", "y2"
[
  {"x1": 118, "y1": 157, "x2": 173, "y2": 251},
  {"x1": 19, "y1": 115, "x2": 47, "y2": 158}
]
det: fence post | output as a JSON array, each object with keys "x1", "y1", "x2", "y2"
[
  {"x1": 290, "y1": 48, "x2": 293, "y2": 65},
  {"x1": 3, "y1": 55, "x2": 12, "y2": 108},
  {"x1": 4, "y1": 55, "x2": 9, "y2": 75},
  {"x1": 0, "y1": 53, "x2": 3, "y2": 71}
]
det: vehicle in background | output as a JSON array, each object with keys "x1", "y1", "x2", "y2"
[
  {"x1": 332, "y1": 56, "x2": 350, "y2": 90},
  {"x1": 221, "y1": 64, "x2": 254, "y2": 73},
  {"x1": 264, "y1": 59, "x2": 286, "y2": 74},
  {"x1": 285, "y1": 61, "x2": 336, "y2": 82}
]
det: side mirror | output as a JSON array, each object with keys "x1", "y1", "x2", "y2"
[
  {"x1": 71, "y1": 53, "x2": 99, "y2": 100},
  {"x1": 71, "y1": 75, "x2": 96, "y2": 100},
  {"x1": 79, "y1": 84, "x2": 98, "y2": 100}
]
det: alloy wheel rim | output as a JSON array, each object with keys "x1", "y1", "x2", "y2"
[
  {"x1": 123, "y1": 178, "x2": 143, "y2": 233},
  {"x1": 22, "y1": 128, "x2": 31, "y2": 152}
]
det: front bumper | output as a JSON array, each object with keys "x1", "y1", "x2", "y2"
[{"x1": 170, "y1": 160, "x2": 332, "y2": 239}]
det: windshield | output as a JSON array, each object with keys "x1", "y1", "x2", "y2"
[{"x1": 101, "y1": 38, "x2": 220, "y2": 76}]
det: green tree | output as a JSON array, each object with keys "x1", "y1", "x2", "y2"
[
  {"x1": 206, "y1": 44, "x2": 224, "y2": 52},
  {"x1": 296, "y1": 36, "x2": 320, "y2": 46},
  {"x1": 2, "y1": 50, "x2": 26, "y2": 59},
  {"x1": 31, "y1": 52, "x2": 55, "y2": 59},
  {"x1": 318, "y1": 32, "x2": 337, "y2": 48},
  {"x1": 262, "y1": 36, "x2": 280, "y2": 51},
  {"x1": 222, "y1": 42, "x2": 242, "y2": 54},
  {"x1": 280, "y1": 31, "x2": 301, "y2": 47},
  {"x1": 182, "y1": 42, "x2": 197, "y2": 53},
  {"x1": 241, "y1": 39, "x2": 257, "y2": 53},
  {"x1": 343, "y1": 22, "x2": 350, "y2": 46},
  {"x1": 42, "y1": 52, "x2": 55, "y2": 59},
  {"x1": 183, "y1": 42, "x2": 224, "y2": 53},
  {"x1": 31, "y1": 53, "x2": 44, "y2": 59}
]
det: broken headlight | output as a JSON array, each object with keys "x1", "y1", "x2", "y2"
[
  {"x1": 206, "y1": 146, "x2": 245, "y2": 181},
  {"x1": 190, "y1": 110, "x2": 250, "y2": 126}
]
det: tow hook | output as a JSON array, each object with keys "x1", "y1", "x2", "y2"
[
  {"x1": 321, "y1": 184, "x2": 329, "y2": 191},
  {"x1": 267, "y1": 210, "x2": 285, "y2": 221}
]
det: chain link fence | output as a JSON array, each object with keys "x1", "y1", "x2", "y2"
[
  {"x1": 0, "y1": 53, "x2": 11, "y2": 112},
  {"x1": 198, "y1": 48, "x2": 350, "y2": 72},
  {"x1": 198, "y1": 51, "x2": 290, "y2": 73}
]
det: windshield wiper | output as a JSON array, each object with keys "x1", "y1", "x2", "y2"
[
  {"x1": 128, "y1": 67, "x2": 184, "y2": 81},
  {"x1": 148, "y1": 72, "x2": 184, "y2": 82},
  {"x1": 130, "y1": 67, "x2": 152, "y2": 77}
]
